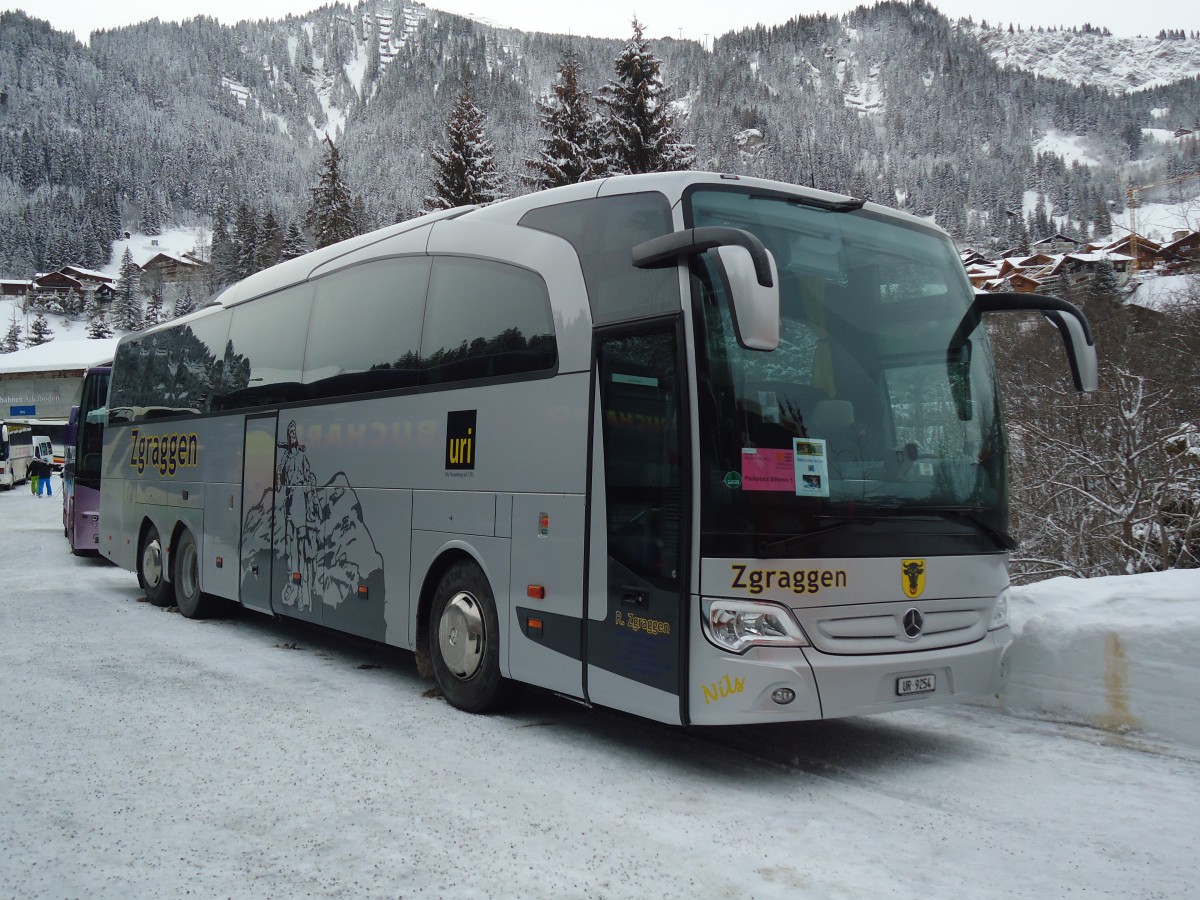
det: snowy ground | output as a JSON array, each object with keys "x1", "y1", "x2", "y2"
[{"x1": 2, "y1": 484, "x2": 1199, "y2": 898}]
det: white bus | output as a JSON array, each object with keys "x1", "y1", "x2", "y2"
[
  {"x1": 1, "y1": 420, "x2": 34, "y2": 489},
  {"x1": 99, "y1": 172, "x2": 1095, "y2": 725}
]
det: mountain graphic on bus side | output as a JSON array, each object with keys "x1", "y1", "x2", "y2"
[{"x1": 240, "y1": 423, "x2": 383, "y2": 615}]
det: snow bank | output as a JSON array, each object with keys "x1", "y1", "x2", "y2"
[{"x1": 1004, "y1": 570, "x2": 1200, "y2": 748}]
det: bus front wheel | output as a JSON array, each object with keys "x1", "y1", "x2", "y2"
[
  {"x1": 174, "y1": 529, "x2": 215, "y2": 619},
  {"x1": 429, "y1": 560, "x2": 512, "y2": 714},
  {"x1": 138, "y1": 524, "x2": 175, "y2": 608}
]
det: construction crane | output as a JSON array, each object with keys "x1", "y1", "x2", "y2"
[{"x1": 1125, "y1": 171, "x2": 1200, "y2": 270}]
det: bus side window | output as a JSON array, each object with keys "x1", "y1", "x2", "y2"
[
  {"x1": 520, "y1": 192, "x2": 678, "y2": 325},
  {"x1": 219, "y1": 284, "x2": 313, "y2": 410},
  {"x1": 304, "y1": 256, "x2": 429, "y2": 399},
  {"x1": 421, "y1": 257, "x2": 556, "y2": 387}
]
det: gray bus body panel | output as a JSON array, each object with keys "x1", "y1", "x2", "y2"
[
  {"x1": 101, "y1": 217, "x2": 594, "y2": 697},
  {"x1": 688, "y1": 554, "x2": 1011, "y2": 724}
]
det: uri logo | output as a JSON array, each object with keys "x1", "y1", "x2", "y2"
[
  {"x1": 901, "y1": 559, "x2": 926, "y2": 599},
  {"x1": 445, "y1": 410, "x2": 477, "y2": 470}
]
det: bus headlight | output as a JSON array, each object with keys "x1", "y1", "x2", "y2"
[
  {"x1": 989, "y1": 589, "x2": 1010, "y2": 631},
  {"x1": 702, "y1": 598, "x2": 810, "y2": 654}
]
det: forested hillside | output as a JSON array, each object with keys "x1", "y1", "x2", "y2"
[{"x1": 2, "y1": 0, "x2": 1199, "y2": 278}]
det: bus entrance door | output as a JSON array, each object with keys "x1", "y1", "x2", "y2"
[
  {"x1": 586, "y1": 326, "x2": 688, "y2": 725},
  {"x1": 240, "y1": 414, "x2": 278, "y2": 616}
]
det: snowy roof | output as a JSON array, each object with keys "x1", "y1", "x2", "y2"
[
  {"x1": 1031, "y1": 232, "x2": 1077, "y2": 245},
  {"x1": 142, "y1": 250, "x2": 207, "y2": 269},
  {"x1": 1161, "y1": 231, "x2": 1200, "y2": 252},
  {"x1": 1064, "y1": 251, "x2": 1133, "y2": 264},
  {"x1": 1104, "y1": 234, "x2": 1162, "y2": 252},
  {"x1": 59, "y1": 265, "x2": 113, "y2": 282},
  {"x1": 0, "y1": 338, "x2": 119, "y2": 374},
  {"x1": 1126, "y1": 274, "x2": 1196, "y2": 311}
]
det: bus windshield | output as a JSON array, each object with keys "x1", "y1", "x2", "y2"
[{"x1": 688, "y1": 187, "x2": 1008, "y2": 555}]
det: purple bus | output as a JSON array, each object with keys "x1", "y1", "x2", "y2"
[{"x1": 63, "y1": 366, "x2": 111, "y2": 554}]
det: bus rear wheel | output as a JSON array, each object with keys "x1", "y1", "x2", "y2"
[
  {"x1": 429, "y1": 560, "x2": 512, "y2": 714},
  {"x1": 174, "y1": 529, "x2": 215, "y2": 619},
  {"x1": 138, "y1": 524, "x2": 175, "y2": 608}
]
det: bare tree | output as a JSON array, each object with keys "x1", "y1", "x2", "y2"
[{"x1": 996, "y1": 278, "x2": 1200, "y2": 579}]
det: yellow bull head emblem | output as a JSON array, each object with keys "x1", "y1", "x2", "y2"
[{"x1": 901, "y1": 559, "x2": 926, "y2": 599}]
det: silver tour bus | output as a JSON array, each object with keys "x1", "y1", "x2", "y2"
[{"x1": 99, "y1": 172, "x2": 1096, "y2": 725}]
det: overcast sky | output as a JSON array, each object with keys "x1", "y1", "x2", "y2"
[{"x1": 7, "y1": 0, "x2": 1200, "y2": 47}]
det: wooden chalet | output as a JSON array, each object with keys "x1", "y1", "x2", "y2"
[
  {"x1": 965, "y1": 264, "x2": 1001, "y2": 289},
  {"x1": 1045, "y1": 251, "x2": 1132, "y2": 284},
  {"x1": 996, "y1": 253, "x2": 1056, "y2": 279},
  {"x1": 31, "y1": 270, "x2": 85, "y2": 300},
  {"x1": 1160, "y1": 230, "x2": 1200, "y2": 270},
  {"x1": 1030, "y1": 232, "x2": 1083, "y2": 254},
  {"x1": 1004, "y1": 271, "x2": 1043, "y2": 293},
  {"x1": 0, "y1": 279, "x2": 30, "y2": 297},
  {"x1": 30, "y1": 266, "x2": 114, "y2": 307},
  {"x1": 58, "y1": 265, "x2": 114, "y2": 288},
  {"x1": 1102, "y1": 234, "x2": 1163, "y2": 269},
  {"x1": 142, "y1": 252, "x2": 211, "y2": 283}
]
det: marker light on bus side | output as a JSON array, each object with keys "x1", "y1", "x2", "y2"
[{"x1": 702, "y1": 598, "x2": 811, "y2": 654}]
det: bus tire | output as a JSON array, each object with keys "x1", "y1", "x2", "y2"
[
  {"x1": 138, "y1": 523, "x2": 175, "y2": 608},
  {"x1": 174, "y1": 529, "x2": 215, "y2": 619},
  {"x1": 429, "y1": 560, "x2": 512, "y2": 714}
]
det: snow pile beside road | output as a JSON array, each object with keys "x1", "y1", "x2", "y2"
[{"x1": 1005, "y1": 570, "x2": 1200, "y2": 748}]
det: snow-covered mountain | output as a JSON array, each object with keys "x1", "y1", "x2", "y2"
[
  {"x1": 2, "y1": 0, "x2": 1199, "y2": 278},
  {"x1": 973, "y1": 24, "x2": 1200, "y2": 96}
]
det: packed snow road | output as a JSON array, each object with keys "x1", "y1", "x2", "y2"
[{"x1": 2, "y1": 488, "x2": 1197, "y2": 898}]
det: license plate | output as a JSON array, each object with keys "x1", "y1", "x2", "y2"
[{"x1": 896, "y1": 673, "x2": 936, "y2": 696}]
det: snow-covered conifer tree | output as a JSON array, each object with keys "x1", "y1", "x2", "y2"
[
  {"x1": 209, "y1": 206, "x2": 239, "y2": 291},
  {"x1": 233, "y1": 203, "x2": 260, "y2": 279},
  {"x1": 26, "y1": 312, "x2": 54, "y2": 346},
  {"x1": 525, "y1": 48, "x2": 608, "y2": 190},
  {"x1": 257, "y1": 210, "x2": 283, "y2": 271},
  {"x1": 1, "y1": 314, "x2": 21, "y2": 353},
  {"x1": 144, "y1": 288, "x2": 164, "y2": 327},
  {"x1": 173, "y1": 287, "x2": 197, "y2": 320},
  {"x1": 598, "y1": 19, "x2": 695, "y2": 175},
  {"x1": 113, "y1": 248, "x2": 143, "y2": 331},
  {"x1": 278, "y1": 222, "x2": 308, "y2": 262},
  {"x1": 306, "y1": 137, "x2": 358, "y2": 249},
  {"x1": 424, "y1": 91, "x2": 504, "y2": 211},
  {"x1": 87, "y1": 310, "x2": 114, "y2": 339}
]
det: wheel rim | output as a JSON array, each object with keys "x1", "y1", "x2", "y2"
[
  {"x1": 437, "y1": 591, "x2": 485, "y2": 680},
  {"x1": 141, "y1": 536, "x2": 163, "y2": 588},
  {"x1": 179, "y1": 541, "x2": 198, "y2": 600}
]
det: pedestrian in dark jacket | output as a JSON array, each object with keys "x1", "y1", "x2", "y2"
[{"x1": 30, "y1": 458, "x2": 53, "y2": 497}]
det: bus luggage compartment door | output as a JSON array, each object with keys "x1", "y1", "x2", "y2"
[{"x1": 240, "y1": 414, "x2": 278, "y2": 615}]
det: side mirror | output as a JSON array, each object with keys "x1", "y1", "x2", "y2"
[
  {"x1": 632, "y1": 226, "x2": 780, "y2": 351},
  {"x1": 975, "y1": 292, "x2": 1098, "y2": 392}
]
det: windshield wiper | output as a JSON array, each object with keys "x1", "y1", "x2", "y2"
[
  {"x1": 760, "y1": 517, "x2": 874, "y2": 556},
  {"x1": 918, "y1": 507, "x2": 1016, "y2": 551},
  {"x1": 758, "y1": 506, "x2": 1014, "y2": 556},
  {"x1": 749, "y1": 192, "x2": 866, "y2": 213}
]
